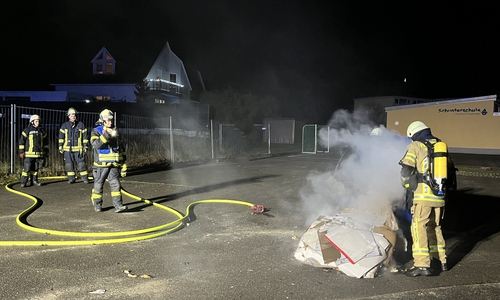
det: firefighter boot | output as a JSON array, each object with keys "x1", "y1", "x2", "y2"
[
  {"x1": 92, "y1": 199, "x2": 102, "y2": 212},
  {"x1": 441, "y1": 263, "x2": 448, "y2": 272},
  {"x1": 20, "y1": 175, "x2": 29, "y2": 188},
  {"x1": 114, "y1": 205, "x2": 128, "y2": 213},
  {"x1": 32, "y1": 175, "x2": 41, "y2": 187},
  {"x1": 431, "y1": 258, "x2": 448, "y2": 272},
  {"x1": 405, "y1": 266, "x2": 431, "y2": 277}
]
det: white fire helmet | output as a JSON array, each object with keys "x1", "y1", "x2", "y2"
[
  {"x1": 407, "y1": 121, "x2": 429, "y2": 138},
  {"x1": 29, "y1": 114, "x2": 41, "y2": 123}
]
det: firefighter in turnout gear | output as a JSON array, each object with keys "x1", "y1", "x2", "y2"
[
  {"x1": 18, "y1": 114, "x2": 49, "y2": 187},
  {"x1": 399, "y1": 121, "x2": 448, "y2": 277},
  {"x1": 90, "y1": 109, "x2": 128, "y2": 213},
  {"x1": 58, "y1": 107, "x2": 90, "y2": 184}
]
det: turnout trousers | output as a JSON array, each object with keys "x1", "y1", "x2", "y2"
[
  {"x1": 63, "y1": 151, "x2": 88, "y2": 182},
  {"x1": 21, "y1": 158, "x2": 41, "y2": 185},
  {"x1": 411, "y1": 204, "x2": 447, "y2": 268},
  {"x1": 91, "y1": 167, "x2": 123, "y2": 209}
]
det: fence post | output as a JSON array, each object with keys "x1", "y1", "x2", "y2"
[
  {"x1": 10, "y1": 104, "x2": 17, "y2": 174},
  {"x1": 219, "y1": 123, "x2": 223, "y2": 156},
  {"x1": 267, "y1": 123, "x2": 271, "y2": 154},
  {"x1": 169, "y1": 116, "x2": 174, "y2": 163},
  {"x1": 210, "y1": 119, "x2": 214, "y2": 160}
]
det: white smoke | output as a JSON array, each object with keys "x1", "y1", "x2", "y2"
[{"x1": 299, "y1": 109, "x2": 410, "y2": 224}]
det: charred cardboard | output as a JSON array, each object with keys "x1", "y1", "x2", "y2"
[{"x1": 294, "y1": 210, "x2": 398, "y2": 278}]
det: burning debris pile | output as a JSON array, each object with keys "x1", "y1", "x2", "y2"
[
  {"x1": 295, "y1": 110, "x2": 411, "y2": 278},
  {"x1": 294, "y1": 208, "x2": 402, "y2": 278}
]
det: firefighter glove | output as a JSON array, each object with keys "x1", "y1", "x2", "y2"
[
  {"x1": 19, "y1": 152, "x2": 25, "y2": 158},
  {"x1": 120, "y1": 164, "x2": 127, "y2": 178},
  {"x1": 401, "y1": 175, "x2": 418, "y2": 191}
]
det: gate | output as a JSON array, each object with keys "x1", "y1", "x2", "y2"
[{"x1": 302, "y1": 124, "x2": 330, "y2": 154}]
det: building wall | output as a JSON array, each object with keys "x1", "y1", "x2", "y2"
[
  {"x1": 54, "y1": 84, "x2": 136, "y2": 102},
  {"x1": 386, "y1": 96, "x2": 500, "y2": 154},
  {"x1": 354, "y1": 96, "x2": 434, "y2": 111},
  {"x1": 0, "y1": 91, "x2": 68, "y2": 102}
]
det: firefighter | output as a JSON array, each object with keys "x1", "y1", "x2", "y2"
[
  {"x1": 399, "y1": 121, "x2": 447, "y2": 277},
  {"x1": 58, "y1": 107, "x2": 90, "y2": 184},
  {"x1": 90, "y1": 109, "x2": 128, "y2": 213},
  {"x1": 18, "y1": 114, "x2": 49, "y2": 187}
]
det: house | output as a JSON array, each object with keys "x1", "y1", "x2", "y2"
[{"x1": 1, "y1": 42, "x2": 198, "y2": 104}]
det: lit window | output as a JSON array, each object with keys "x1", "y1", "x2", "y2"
[{"x1": 96, "y1": 96, "x2": 111, "y2": 101}]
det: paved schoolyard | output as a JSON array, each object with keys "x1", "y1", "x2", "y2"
[{"x1": 1, "y1": 151, "x2": 500, "y2": 299}]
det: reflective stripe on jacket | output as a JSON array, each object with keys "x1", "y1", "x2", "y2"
[
  {"x1": 90, "y1": 125, "x2": 126, "y2": 167},
  {"x1": 400, "y1": 140, "x2": 445, "y2": 207},
  {"x1": 58, "y1": 121, "x2": 89, "y2": 152},
  {"x1": 19, "y1": 125, "x2": 49, "y2": 158}
]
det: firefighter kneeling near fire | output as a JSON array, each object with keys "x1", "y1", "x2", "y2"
[
  {"x1": 90, "y1": 109, "x2": 128, "y2": 213},
  {"x1": 399, "y1": 121, "x2": 448, "y2": 277}
]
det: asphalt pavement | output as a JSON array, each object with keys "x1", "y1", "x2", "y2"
[{"x1": 1, "y1": 151, "x2": 500, "y2": 299}]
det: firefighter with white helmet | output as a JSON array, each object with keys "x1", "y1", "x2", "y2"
[
  {"x1": 58, "y1": 107, "x2": 90, "y2": 184},
  {"x1": 90, "y1": 109, "x2": 128, "y2": 213},
  {"x1": 18, "y1": 114, "x2": 49, "y2": 187},
  {"x1": 399, "y1": 121, "x2": 448, "y2": 276},
  {"x1": 370, "y1": 127, "x2": 383, "y2": 136}
]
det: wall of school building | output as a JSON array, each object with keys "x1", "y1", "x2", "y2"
[{"x1": 386, "y1": 95, "x2": 500, "y2": 155}]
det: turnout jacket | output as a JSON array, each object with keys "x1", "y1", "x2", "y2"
[
  {"x1": 58, "y1": 120, "x2": 89, "y2": 152},
  {"x1": 19, "y1": 124, "x2": 49, "y2": 158},
  {"x1": 90, "y1": 125, "x2": 126, "y2": 167},
  {"x1": 400, "y1": 139, "x2": 445, "y2": 207}
]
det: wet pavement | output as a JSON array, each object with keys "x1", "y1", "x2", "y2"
[{"x1": 1, "y1": 151, "x2": 500, "y2": 299}]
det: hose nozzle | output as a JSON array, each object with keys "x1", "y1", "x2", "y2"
[{"x1": 250, "y1": 204, "x2": 265, "y2": 214}]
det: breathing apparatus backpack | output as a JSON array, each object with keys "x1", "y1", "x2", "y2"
[{"x1": 420, "y1": 140, "x2": 448, "y2": 196}]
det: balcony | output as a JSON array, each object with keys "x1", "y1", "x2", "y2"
[{"x1": 147, "y1": 78, "x2": 184, "y2": 95}]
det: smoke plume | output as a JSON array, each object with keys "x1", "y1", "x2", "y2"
[{"x1": 299, "y1": 109, "x2": 409, "y2": 224}]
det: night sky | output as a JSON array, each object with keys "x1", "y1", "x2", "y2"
[{"x1": 1, "y1": 1, "x2": 498, "y2": 122}]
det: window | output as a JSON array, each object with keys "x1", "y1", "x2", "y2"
[
  {"x1": 92, "y1": 47, "x2": 116, "y2": 75},
  {"x1": 95, "y1": 96, "x2": 111, "y2": 101},
  {"x1": 170, "y1": 74, "x2": 177, "y2": 83},
  {"x1": 106, "y1": 62, "x2": 113, "y2": 73}
]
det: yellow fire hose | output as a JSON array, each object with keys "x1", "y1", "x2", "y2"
[{"x1": 2, "y1": 176, "x2": 263, "y2": 246}]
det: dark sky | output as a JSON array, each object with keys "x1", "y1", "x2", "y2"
[{"x1": 1, "y1": 1, "x2": 499, "y2": 122}]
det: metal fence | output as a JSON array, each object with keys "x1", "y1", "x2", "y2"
[{"x1": 1, "y1": 104, "x2": 296, "y2": 175}]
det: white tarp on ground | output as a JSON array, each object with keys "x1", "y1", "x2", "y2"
[{"x1": 294, "y1": 208, "x2": 397, "y2": 278}]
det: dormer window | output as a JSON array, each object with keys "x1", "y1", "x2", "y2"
[{"x1": 91, "y1": 47, "x2": 116, "y2": 75}]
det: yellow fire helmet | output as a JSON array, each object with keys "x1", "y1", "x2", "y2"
[
  {"x1": 99, "y1": 109, "x2": 114, "y2": 122},
  {"x1": 29, "y1": 114, "x2": 41, "y2": 123},
  {"x1": 407, "y1": 121, "x2": 429, "y2": 138},
  {"x1": 67, "y1": 107, "x2": 77, "y2": 115}
]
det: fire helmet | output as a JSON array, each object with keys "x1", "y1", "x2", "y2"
[
  {"x1": 29, "y1": 114, "x2": 41, "y2": 123},
  {"x1": 370, "y1": 127, "x2": 382, "y2": 136},
  {"x1": 67, "y1": 107, "x2": 77, "y2": 116},
  {"x1": 99, "y1": 109, "x2": 114, "y2": 122},
  {"x1": 407, "y1": 121, "x2": 429, "y2": 138}
]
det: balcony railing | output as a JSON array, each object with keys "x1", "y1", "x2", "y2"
[{"x1": 147, "y1": 79, "x2": 184, "y2": 95}]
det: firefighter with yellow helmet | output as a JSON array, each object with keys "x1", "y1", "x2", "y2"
[
  {"x1": 18, "y1": 114, "x2": 49, "y2": 187},
  {"x1": 399, "y1": 121, "x2": 448, "y2": 276},
  {"x1": 58, "y1": 107, "x2": 90, "y2": 184},
  {"x1": 90, "y1": 109, "x2": 127, "y2": 213}
]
